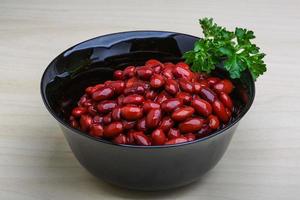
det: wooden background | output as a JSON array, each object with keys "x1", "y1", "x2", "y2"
[{"x1": 1, "y1": 0, "x2": 300, "y2": 199}]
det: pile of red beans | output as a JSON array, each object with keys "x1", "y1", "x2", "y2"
[{"x1": 69, "y1": 59, "x2": 234, "y2": 146}]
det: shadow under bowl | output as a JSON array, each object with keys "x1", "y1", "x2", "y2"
[{"x1": 40, "y1": 31, "x2": 255, "y2": 191}]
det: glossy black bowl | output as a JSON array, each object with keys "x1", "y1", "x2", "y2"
[{"x1": 41, "y1": 31, "x2": 255, "y2": 191}]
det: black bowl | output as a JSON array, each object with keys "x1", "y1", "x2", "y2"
[{"x1": 41, "y1": 31, "x2": 255, "y2": 191}]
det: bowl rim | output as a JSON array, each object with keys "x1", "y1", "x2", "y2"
[{"x1": 40, "y1": 30, "x2": 255, "y2": 149}]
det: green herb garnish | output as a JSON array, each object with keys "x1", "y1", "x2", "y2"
[{"x1": 183, "y1": 18, "x2": 267, "y2": 80}]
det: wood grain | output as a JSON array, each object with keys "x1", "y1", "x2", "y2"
[{"x1": 0, "y1": 0, "x2": 300, "y2": 199}]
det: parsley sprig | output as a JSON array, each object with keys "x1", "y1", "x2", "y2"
[{"x1": 183, "y1": 18, "x2": 267, "y2": 80}]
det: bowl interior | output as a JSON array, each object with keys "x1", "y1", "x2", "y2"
[{"x1": 41, "y1": 31, "x2": 255, "y2": 144}]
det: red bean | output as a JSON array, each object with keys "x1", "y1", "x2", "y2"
[
  {"x1": 171, "y1": 106, "x2": 195, "y2": 121},
  {"x1": 97, "y1": 100, "x2": 117, "y2": 113},
  {"x1": 105, "y1": 80, "x2": 125, "y2": 94},
  {"x1": 127, "y1": 131, "x2": 135, "y2": 144},
  {"x1": 155, "y1": 91, "x2": 171, "y2": 104},
  {"x1": 168, "y1": 128, "x2": 181, "y2": 139},
  {"x1": 176, "y1": 92, "x2": 192, "y2": 104},
  {"x1": 122, "y1": 120, "x2": 136, "y2": 130},
  {"x1": 133, "y1": 131, "x2": 151, "y2": 146},
  {"x1": 212, "y1": 100, "x2": 229, "y2": 122},
  {"x1": 153, "y1": 65, "x2": 162, "y2": 74},
  {"x1": 92, "y1": 87, "x2": 114, "y2": 101},
  {"x1": 70, "y1": 120, "x2": 79, "y2": 128},
  {"x1": 173, "y1": 64, "x2": 193, "y2": 80},
  {"x1": 113, "y1": 70, "x2": 124, "y2": 80},
  {"x1": 72, "y1": 107, "x2": 87, "y2": 117},
  {"x1": 111, "y1": 107, "x2": 121, "y2": 121},
  {"x1": 117, "y1": 95, "x2": 125, "y2": 105},
  {"x1": 219, "y1": 92, "x2": 233, "y2": 110},
  {"x1": 136, "y1": 117, "x2": 147, "y2": 131},
  {"x1": 150, "y1": 74, "x2": 165, "y2": 88},
  {"x1": 151, "y1": 129, "x2": 166, "y2": 145},
  {"x1": 162, "y1": 66, "x2": 174, "y2": 79},
  {"x1": 80, "y1": 115, "x2": 93, "y2": 131},
  {"x1": 136, "y1": 66, "x2": 153, "y2": 80},
  {"x1": 143, "y1": 101, "x2": 160, "y2": 113},
  {"x1": 146, "y1": 108, "x2": 162, "y2": 128},
  {"x1": 125, "y1": 77, "x2": 138, "y2": 88},
  {"x1": 113, "y1": 134, "x2": 127, "y2": 144},
  {"x1": 165, "y1": 79, "x2": 179, "y2": 95},
  {"x1": 213, "y1": 79, "x2": 234, "y2": 94},
  {"x1": 87, "y1": 105, "x2": 97, "y2": 116},
  {"x1": 225, "y1": 107, "x2": 232, "y2": 118},
  {"x1": 159, "y1": 117, "x2": 174, "y2": 132},
  {"x1": 207, "y1": 77, "x2": 221, "y2": 87},
  {"x1": 123, "y1": 94, "x2": 144, "y2": 105},
  {"x1": 208, "y1": 115, "x2": 220, "y2": 129},
  {"x1": 184, "y1": 133, "x2": 196, "y2": 141},
  {"x1": 191, "y1": 98, "x2": 212, "y2": 117},
  {"x1": 89, "y1": 124, "x2": 104, "y2": 137},
  {"x1": 93, "y1": 115, "x2": 104, "y2": 124},
  {"x1": 103, "y1": 113, "x2": 112, "y2": 125},
  {"x1": 193, "y1": 82, "x2": 202, "y2": 94},
  {"x1": 145, "y1": 90, "x2": 157, "y2": 100},
  {"x1": 103, "y1": 122, "x2": 123, "y2": 138},
  {"x1": 165, "y1": 136, "x2": 188, "y2": 145},
  {"x1": 199, "y1": 87, "x2": 217, "y2": 103},
  {"x1": 178, "y1": 118, "x2": 205, "y2": 133},
  {"x1": 179, "y1": 79, "x2": 194, "y2": 93},
  {"x1": 161, "y1": 98, "x2": 183, "y2": 112},
  {"x1": 83, "y1": 99, "x2": 93, "y2": 107},
  {"x1": 123, "y1": 85, "x2": 145, "y2": 95},
  {"x1": 145, "y1": 59, "x2": 163, "y2": 68},
  {"x1": 176, "y1": 62, "x2": 190, "y2": 69},
  {"x1": 196, "y1": 124, "x2": 213, "y2": 138},
  {"x1": 121, "y1": 105, "x2": 143, "y2": 120},
  {"x1": 123, "y1": 66, "x2": 136, "y2": 78}
]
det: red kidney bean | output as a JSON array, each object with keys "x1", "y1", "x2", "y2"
[
  {"x1": 93, "y1": 115, "x2": 104, "y2": 124},
  {"x1": 123, "y1": 66, "x2": 136, "y2": 78},
  {"x1": 161, "y1": 98, "x2": 183, "y2": 112},
  {"x1": 153, "y1": 65, "x2": 162, "y2": 74},
  {"x1": 105, "y1": 80, "x2": 125, "y2": 94},
  {"x1": 184, "y1": 133, "x2": 196, "y2": 141},
  {"x1": 145, "y1": 59, "x2": 163, "y2": 68},
  {"x1": 151, "y1": 129, "x2": 166, "y2": 145},
  {"x1": 113, "y1": 133, "x2": 127, "y2": 144},
  {"x1": 219, "y1": 92, "x2": 233, "y2": 110},
  {"x1": 208, "y1": 115, "x2": 220, "y2": 129},
  {"x1": 199, "y1": 87, "x2": 217, "y2": 103},
  {"x1": 155, "y1": 91, "x2": 171, "y2": 104},
  {"x1": 196, "y1": 124, "x2": 213, "y2": 138},
  {"x1": 85, "y1": 84, "x2": 105, "y2": 96},
  {"x1": 111, "y1": 107, "x2": 121, "y2": 121},
  {"x1": 87, "y1": 105, "x2": 97, "y2": 116},
  {"x1": 165, "y1": 79, "x2": 179, "y2": 95},
  {"x1": 199, "y1": 80, "x2": 209, "y2": 87},
  {"x1": 133, "y1": 131, "x2": 151, "y2": 146},
  {"x1": 89, "y1": 124, "x2": 104, "y2": 137},
  {"x1": 159, "y1": 117, "x2": 174, "y2": 133},
  {"x1": 92, "y1": 86, "x2": 114, "y2": 101},
  {"x1": 143, "y1": 101, "x2": 160, "y2": 113},
  {"x1": 103, "y1": 113, "x2": 112, "y2": 125},
  {"x1": 171, "y1": 106, "x2": 195, "y2": 121},
  {"x1": 207, "y1": 77, "x2": 221, "y2": 87},
  {"x1": 83, "y1": 99, "x2": 93, "y2": 107},
  {"x1": 97, "y1": 100, "x2": 117, "y2": 113},
  {"x1": 150, "y1": 74, "x2": 165, "y2": 88},
  {"x1": 145, "y1": 90, "x2": 157, "y2": 100},
  {"x1": 123, "y1": 94, "x2": 144, "y2": 105},
  {"x1": 80, "y1": 115, "x2": 93, "y2": 131},
  {"x1": 113, "y1": 70, "x2": 124, "y2": 80},
  {"x1": 168, "y1": 128, "x2": 181, "y2": 139},
  {"x1": 225, "y1": 107, "x2": 232, "y2": 118},
  {"x1": 163, "y1": 62, "x2": 175, "y2": 68},
  {"x1": 103, "y1": 122, "x2": 123, "y2": 138},
  {"x1": 125, "y1": 77, "x2": 138, "y2": 88},
  {"x1": 165, "y1": 136, "x2": 188, "y2": 145},
  {"x1": 136, "y1": 66, "x2": 153, "y2": 80},
  {"x1": 173, "y1": 64, "x2": 193, "y2": 80},
  {"x1": 78, "y1": 95, "x2": 88, "y2": 106},
  {"x1": 122, "y1": 120, "x2": 136, "y2": 130},
  {"x1": 179, "y1": 79, "x2": 194, "y2": 93},
  {"x1": 72, "y1": 107, "x2": 87, "y2": 117},
  {"x1": 162, "y1": 66, "x2": 174, "y2": 79},
  {"x1": 146, "y1": 108, "x2": 162, "y2": 128},
  {"x1": 176, "y1": 62, "x2": 190, "y2": 69},
  {"x1": 127, "y1": 131, "x2": 135, "y2": 144},
  {"x1": 123, "y1": 85, "x2": 145, "y2": 95},
  {"x1": 121, "y1": 105, "x2": 143, "y2": 120},
  {"x1": 70, "y1": 120, "x2": 79, "y2": 128},
  {"x1": 212, "y1": 100, "x2": 229, "y2": 122},
  {"x1": 176, "y1": 92, "x2": 192, "y2": 104},
  {"x1": 178, "y1": 118, "x2": 205, "y2": 133},
  {"x1": 193, "y1": 82, "x2": 202, "y2": 94},
  {"x1": 136, "y1": 117, "x2": 147, "y2": 131},
  {"x1": 117, "y1": 95, "x2": 124, "y2": 105},
  {"x1": 191, "y1": 98, "x2": 212, "y2": 117},
  {"x1": 213, "y1": 79, "x2": 234, "y2": 94}
]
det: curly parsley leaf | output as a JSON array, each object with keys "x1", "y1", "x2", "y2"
[{"x1": 183, "y1": 17, "x2": 267, "y2": 80}]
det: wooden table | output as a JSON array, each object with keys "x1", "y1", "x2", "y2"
[{"x1": 1, "y1": 0, "x2": 299, "y2": 199}]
